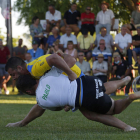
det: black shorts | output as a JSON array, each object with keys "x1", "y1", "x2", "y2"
[{"x1": 75, "y1": 76, "x2": 112, "y2": 114}]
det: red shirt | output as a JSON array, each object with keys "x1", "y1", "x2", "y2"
[
  {"x1": 0, "y1": 46, "x2": 10, "y2": 64},
  {"x1": 81, "y1": 12, "x2": 95, "y2": 24}
]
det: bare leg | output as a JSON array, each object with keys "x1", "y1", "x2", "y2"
[
  {"x1": 132, "y1": 50, "x2": 137, "y2": 62},
  {"x1": 104, "y1": 76, "x2": 131, "y2": 95},
  {"x1": 79, "y1": 107, "x2": 135, "y2": 131}
]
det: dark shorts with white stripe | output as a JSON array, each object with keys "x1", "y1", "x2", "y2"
[{"x1": 75, "y1": 76, "x2": 112, "y2": 114}]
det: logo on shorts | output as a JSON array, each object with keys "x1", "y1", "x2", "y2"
[{"x1": 42, "y1": 84, "x2": 50, "y2": 100}]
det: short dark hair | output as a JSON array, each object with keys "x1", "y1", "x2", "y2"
[
  {"x1": 32, "y1": 16, "x2": 39, "y2": 23},
  {"x1": 16, "y1": 74, "x2": 36, "y2": 95},
  {"x1": 71, "y1": 3, "x2": 77, "y2": 6},
  {"x1": 5, "y1": 57, "x2": 25, "y2": 71},
  {"x1": 48, "y1": 4, "x2": 55, "y2": 9}
]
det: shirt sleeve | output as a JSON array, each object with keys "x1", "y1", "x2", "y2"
[
  {"x1": 58, "y1": 11, "x2": 61, "y2": 20},
  {"x1": 59, "y1": 36, "x2": 64, "y2": 44},
  {"x1": 46, "y1": 12, "x2": 49, "y2": 20},
  {"x1": 92, "y1": 48, "x2": 98, "y2": 57},
  {"x1": 86, "y1": 62, "x2": 91, "y2": 72},
  {"x1": 104, "y1": 61, "x2": 108, "y2": 71},
  {"x1": 96, "y1": 12, "x2": 99, "y2": 21},
  {"x1": 115, "y1": 34, "x2": 119, "y2": 44},
  {"x1": 128, "y1": 35, "x2": 132, "y2": 43},
  {"x1": 30, "y1": 25, "x2": 35, "y2": 38},
  {"x1": 90, "y1": 36, "x2": 94, "y2": 44},
  {"x1": 110, "y1": 10, "x2": 115, "y2": 19},
  {"x1": 92, "y1": 61, "x2": 96, "y2": 70},
  {"x1": 73, "y1": 35, "x2": 77, "y2": 44}
]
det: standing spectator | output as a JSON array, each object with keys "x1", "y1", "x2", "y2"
[
  {"x1": 46, "y1": 40, "x2": 60, "y2": 54},
  {"x1": 23, "y1": 45, "x2": 28, "y2": 52},
  {"x1": 24, "y1": 53, "x2": 34, "y2": 64},
  {"x1": 115, "y1": 25, "x2": 132, "y2": 67},
  {"x1": 61, "y1": 3, "x2": 80, "y2": 36},
  {"x1": 76, "y1": 51, "x2": 90, "y2": 75},
  {"x1": 132, "y1": 26, "x2": 140, "y2": 66},
  {"x1": 125, "y1": 2, "x2": 140, "y2": 34},
  {"x1": 92, "y1": 54, "x2": 108, "y2": 83},
  {"x1": 95, "y1": 1, "x2": 115, "y2": 34},
  {"x1": 92, "y1": 39, "x2": 112, "y2": 64},
  {"x1": 81, "y1": 6, "x2": 95, "y2": 35},
  {"x1": 0, "y1": 39, "x2": 11, "y2": 95},
  {"x1": 46, "y1": 26, "x2": 61, "y2": 49},
  {"x1": 94, "y1": 27, "x2": 114, "y2": 51},
  {"x1": 28, "y1": 40, "x2": 44, "y2": 60},
  {"x1": 77, "y1": 28, "x2": 94, "y2": 61},
  {"x1": 13, "y1": 39, "x2": 25, "y2": 60},
  {"x1": 59, "y1": 27, "x2": 77, "y2": 51},
  {"x1": 45, "y1": 4, "x2": 61, "y2": 33},
  {"x1": 30, "y1": 16, "x2": 47, "y2": 46},
  {"x1": 111, "y1": 52, "x2": 133, "y2": 96},
  {"x1": 64, "y1": 41, "x2": 77, "y2": 59}
]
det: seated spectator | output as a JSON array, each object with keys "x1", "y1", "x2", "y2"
[
  {"x1": 45, "y1": 4, "x2": 61, "y2": 33},
  {"x1": 92, "y1": 39, "x2": 112, "y2": 66},
  {"x1": 46, "y1": 27, "x2": 61, "y2": 50},
  {"x1": 0, "y1": 39, "x2": 11, "y2": 95},
  {"x1": 92, "y1": 54, "x2": 108, "y2": 83},
  {"x1": 24, "y1": 53, "x2": 34, "y2": 64},
  {"x1": 81, "y1": 6, "x2": 95, "y2": 35},
  {"x1": 132, "y1": 26, "x2": 140, "y2": 66},
  {"x1": 77, "y1": 28, "x2": 94, "y2": 61},
  {"x1": 64, "y1": 41, "x2": 77, "y2": 59},
  {"x1": 61, "y1": 3, "x2": 80, "y2": 36},
  {"x1": 59, "y1": 27, "x2": 77, "y2": 51},
  {"x1": 76, "y1": 51, "x2": 90, "y2": 75},
  {"x1": 30, "y1": 16, "x2": 47, "y2": 46},
  {"x1": 125, "y1": 2, "x2": 140, "y2": 34},
  {"x1": 13, "y1": 38, "x2": 26, "y2": 60},
  {"x1": 46, "y1": 40, "x2": 60, "y2": 54},
  {"x1": 111, "y1": 52, "x2": 133, "y2": 96},
  {"x1": 28, "y1": 40, "x2": 44, "y2": 60},
  {"x1": 95, "y1": 1, "x2": 115, "y2": 35},
  {"x1": 115, "y1": 25, "x2": 132, "y2": 67},
  {"x1": 94, "y1": 27, "x2": 114, "y2": 51}
]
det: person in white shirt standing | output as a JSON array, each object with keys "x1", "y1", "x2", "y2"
[
  {"x1": 45, "y1": 4, "x2": 61, "y2": 33},
  {"x1": 95, "y1": 1, "x2": 115, "y2": 35},
  {"x1": 115, "y1": 25, "x2": 132, "y2": 67}
]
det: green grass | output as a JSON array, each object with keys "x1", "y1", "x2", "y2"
[{"x1": 0, "y1": 95, "x2": 140, "y2": 140}]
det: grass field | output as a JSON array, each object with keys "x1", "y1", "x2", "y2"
[{"x1": 0, "y1": 95, "x2": 140, "y2": 140}]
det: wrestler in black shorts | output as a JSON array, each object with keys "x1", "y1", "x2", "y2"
[{"x1": 75, "y1": 76, "x2": 112, "y2": 114}]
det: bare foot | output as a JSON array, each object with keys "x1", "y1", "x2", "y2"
[
  {"x1": 123, "y1": 76, "x2": 131, "y2": 86},
  {"x1": 129, "y1": 92, "x2": 140, "y2": 101},
  {"x1": 124, "y1": 125, "x2": 137, "y2": 132}
]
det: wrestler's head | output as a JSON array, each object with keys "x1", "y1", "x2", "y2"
[{"x1": 5, "y1": 57, "x2": 28, "y2": 80}]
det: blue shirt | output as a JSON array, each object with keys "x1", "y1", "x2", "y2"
[
  {"x1": 47, "y1": 35, "x2": 61, "y2": 47},
  {"x1": 27, "y1": 48, "x2": 44, "y2": 60}
]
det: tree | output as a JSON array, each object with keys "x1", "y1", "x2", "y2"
[{"x1": 13, "y1": 0, "x2": 134, "y2": 27}]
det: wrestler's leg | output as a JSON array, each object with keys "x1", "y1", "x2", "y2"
[{"x1": 104, "y1": 76, "x2": 131, "y2": 95}]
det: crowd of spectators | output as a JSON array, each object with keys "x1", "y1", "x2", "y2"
[{"x1": 1, "y1": 1, "x2": 140, "y2": 95}]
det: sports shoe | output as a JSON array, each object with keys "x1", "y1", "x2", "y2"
[
  {"x1": 5, "y1": 90, "x2": 9, "y2": 95},
  {"x1": 125, "y1": 93, "x2": 128, "y2": 96},
  {"x1": 135, "y1": 62, "x2": 138, "y2": 67}
]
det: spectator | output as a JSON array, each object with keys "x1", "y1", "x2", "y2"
[
  {"x1": 46, "y1": 26, "x2": 61, "y2": 50},
  {"x1": 76, "y1": 51, "x2": 90, "y2": 75},
  {"x1": 81, "y1": 6, "x2": 95, "y2": 35},
  {"x1": 64, "y1": 41, "x2": 77, "y2": 59},
  {"x1": 94, "y1": 27, "x2": 114, "y2": 51},
  {"x1": 13, "y1": 39, "x2": 26, "y2": 60},
  {"x1": 59, "y1": 27, "x2": 77, "y2": 51},
  {"x1": 28, "y1": 40, "x2": 44, "y2": 60},
  {"x1": 92, "y1": 54, "x2": 108, "y2": 83},
  {"x1": 92, "y1": 39, "x2": 112, "y2": 65},
  {"x1": 95, "y1": 1, "x2": 115, "y2": 35},
  {"x1": 30, "y1": 16, "x2": 47, "y2": 46},
  {"x1": 132, "y1": 26, "x2": 140, "y2": 66},
  {"x1": 115, "y1": 25, "x2": 132, "y2": 67},
  {"x1": 24, "y1": 53, "x2": 34, "y2": 64},
  {"x1": 61, "y1": 3, "x2": 80, "y2": 36},
  {"x1": 111, "y1": 52, "x2": 133, "y2": 96},
  {"x1": 125, "y1": 2, "x2": 140, "y2": 34},
  {"x1": 46, "y1": 40, "x2": 60, "y2": 54},
  {"x1": 77, "y1": 28, "x2": 94, "y2": 61},
  {"x1": 0, "y1": 39, "x2": 11, "y2": 95},
  {"x1": 45, "y1": 4, "x2": 61, "y2": 33},
  {"x1": 23, "y1": 45, "x2": 28, "y2": 52}
]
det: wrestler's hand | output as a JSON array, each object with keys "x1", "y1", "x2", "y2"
[
  {"x1": 64, "y1": 105, "x2": 72, "y2": 112},
  {"x1": 68, "y1": 71, "x2": 77, "y2": 81},
  {"x1": 6, "y1": 121, "x2": 23, "y2": 127},
  {"x1": 56, "y1": 50, "x2": 64, "y2": 57}
]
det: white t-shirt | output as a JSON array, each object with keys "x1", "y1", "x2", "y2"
[
  {"x1": 45, "y1": 10, "x2": 61, "y2": 21},
  {"x1": 96, "y1": 9, "x2": 115, "y2": 24},
  {"x1": 36, "y1": 67, "x2": 77, "y2": 111},
  {"x1": 60, "y1": 34, "x2": 77, "y2": 48},
  {"x1": 115, "y1": 33, "x2": 132, "y2": 49}
]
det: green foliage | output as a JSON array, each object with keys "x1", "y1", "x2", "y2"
[{"x1": 13, "y1": 0, "x2": 132, "y2": 27}]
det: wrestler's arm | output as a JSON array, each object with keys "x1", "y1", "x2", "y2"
[
  {"x1": 46, "y1": 53, "x2": 77, "y2": 81},
  {"x1": 6, "y1": 104, "x2": 45, "y2": 127}
]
